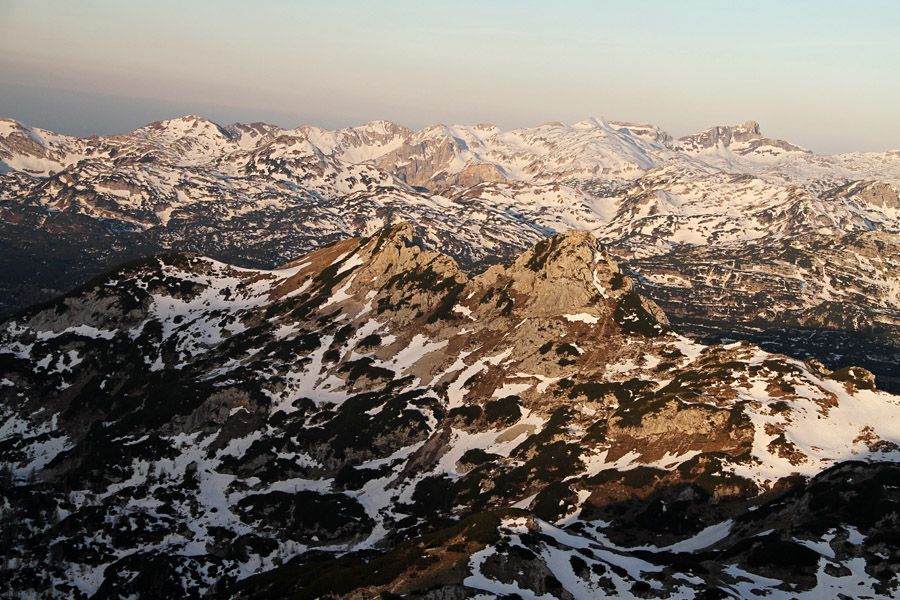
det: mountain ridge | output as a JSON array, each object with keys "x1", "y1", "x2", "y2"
[
  {"x1": 1, "y1": 112, "x2": 899, "y2": 395},
  {"x1": 6, "y1": 114, "x2": 896, "y2": 177},
  {"x1": 2, "y1": 225, "x2": 900, "y2": 597}
]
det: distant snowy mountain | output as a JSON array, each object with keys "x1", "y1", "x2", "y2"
[
  {"x1": 675, "y1": 119, "x2": 810, "y2": 158},
  {"x1": 1, "y1": 113, "x2": 899, "y2": 391}
]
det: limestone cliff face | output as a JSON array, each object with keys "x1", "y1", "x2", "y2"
[
  {"x1": 677, "y1": 119, "x2": 810, "y2": 155},
  {"x1": 375, "y1": 143, "x2": 508, "y2": 191},
  {"x1": 450, "y1": 162, "x2": 508, "y2": 188},
  {"x1": 375, "y1": 136, "x2": 465, "y2": 189},
  {"x1": 821, "y1": 179, "x2": 900, "y2": 210}
]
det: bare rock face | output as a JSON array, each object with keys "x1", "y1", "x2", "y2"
[
  {"x1": 607, "y1": 399, "x2": 753, "y2": 463},
  {"x1": 478, "y1": 229, "x2": 631, "y2": 318},
  {"x1": 677, "y1": 119, "x2": 810, "y2": 156},
  {"x1": 450, "y1": 162, "x2": 508, "y2": 188},
  {"x1": 821, "y1": 179, "x2": 900, "y2": 210},
  {"x1": 0, "y1": 117, "x2": 88, "y2": 175},
  {"x1": 0, "y1": 121, "x2": 51, "y2": 166},
  {"x1": 689, "y1": 120, "x2": 762, "y2": 147},
  {"x1": 375, "y1": 135, "x2": 465, "y2": 189}
]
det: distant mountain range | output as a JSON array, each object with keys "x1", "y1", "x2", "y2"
[
  {"x1": 2, "y1": 113, "x2": 900, "y2": 596},
  {"x1": 2, "y1": 114, "x2": 898, "y2": 390}
]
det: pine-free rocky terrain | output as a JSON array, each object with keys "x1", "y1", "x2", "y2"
[
  {"x1": 1, "y1": 115, "x2": 899, "y2": 390},
  {"x1": 1, "y1": 115, "x2": 900, "y2": 598},
  {"x1": 2, "y1": 224, "x2": 900, "y2": 599}
]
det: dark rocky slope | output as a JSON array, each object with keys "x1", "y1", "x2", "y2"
[{"x1": 2, "y1": 225, "x2": 899, "y2": 598}]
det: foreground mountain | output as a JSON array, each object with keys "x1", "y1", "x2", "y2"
[
  {"x1": 2, "y1": 114, "x2": 899, "y2": 392},
  {"x1": 2, "y1": 226, "x2": 899, "y2": 598}
]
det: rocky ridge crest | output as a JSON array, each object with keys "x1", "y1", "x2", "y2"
[{"x1": 1, "y1": 226, "x2": 899, "y2": 598}]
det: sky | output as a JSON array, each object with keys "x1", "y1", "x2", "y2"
[{"x1": 1, "y1": 0, "x2": 898, "y2": 154}]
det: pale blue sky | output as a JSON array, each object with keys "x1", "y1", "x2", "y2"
[{"x1": 1, "y1": 0, "x2": 898, "y2": 153}]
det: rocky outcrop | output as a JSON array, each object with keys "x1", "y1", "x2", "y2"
[
  {"x1": 677, "y1": 120, "x2": 810, "y2": 156},
  {"x1": 3, "y1": 225, "x2": 899, "y2": 598},
  {"x1": 821, "y1": 179, "x2": 900, "y2": 210},
  {"x1": 231, "y1": 463, "x2": 900, "y2": 599}
]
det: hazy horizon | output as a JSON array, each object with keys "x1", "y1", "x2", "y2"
[{"x1": 2, "y1": 0, "x2": 898, "y2": 154}]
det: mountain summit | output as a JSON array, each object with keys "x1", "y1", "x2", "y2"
[
  {"x1": 1, "y1": 112, "x2": 899, "y2": 396},
  {"x1": 677, "y1": 119, "x2": 810, "y2": 157},
  {"x1": 2, "y1": 226, "x2": 899, "y2": 597}
]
